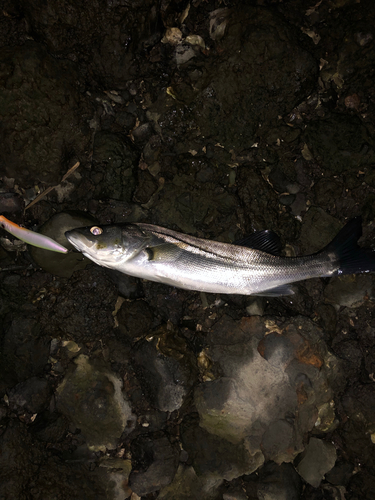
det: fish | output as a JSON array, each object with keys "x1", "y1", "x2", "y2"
[
  {"x1": 0, "y1": 215, "x2": 68, "y2": 253},
  {"x1": 65, "y1": 217, "x2": 375, "y2": 296}
]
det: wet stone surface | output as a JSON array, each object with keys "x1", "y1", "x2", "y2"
[
  {"x1": 296, "y1": 437, "x2": 337, "y2": 488},
  {"x1": 56, "y1": 354, "x2": 136, "y2": 451},
  {"x1": 29, "y1": 211, "x2": 98, "y2": 278},
  {"x1": 131, "y1": 334, "x2": 196, "y2": 413},
  {"x1": 194, "y1": 316, "x2": 343, "y2": 469},
  {"x1": 257, "y1": 462, "x2": 302, "y2": 500},
  {"x1": 8, "y1": 376, "x2": 51, "y2": 414},
  {"x1": 129, "y1": 434, "x2": 179, "y2": 496},
  {"x1": 1, "y1": 0, "x2": 375, "y2": 498},
  {"x1": 0, "y1": 42, "x2": 91, "y2": 186}
]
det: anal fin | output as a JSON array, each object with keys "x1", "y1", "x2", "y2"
[{"x1": 254, "y1": 284, "x2": 295, "y2": 297}]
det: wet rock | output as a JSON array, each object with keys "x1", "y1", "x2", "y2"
[
  {"x1": 143, "y1": 134, "x2": 162, "y2": 163},
  {"x1": 313, "y1": 178, "x2": 343, "y2": 210},
  {"x1": 92, "y1": 131, "x2": 139, "y2": 202},
  {"x1": 131, "y1": 330, "x2": 196, "y2": 412},
  {"x1": 97, "y1": 457, "x2": 132, "y2": 500},
  {"x1": 279, "y1": 194, "x2": 296, "y2": 206},
  {"x1": 195, "y1": 165, "x2": 214, "y2": 183},
  {"x1": 0, "y1": 404, "x2": 7, "y2": 424},
  {"x1": 268, "y1": 167, "x2": 296, "y2": 194},
  {"x1": 136, "y1": 409, "x2": 168, "y2": 434},
  {"x1": 115, "y1": 111, "x2": 137, "y2": 131},
  {"x1": 157, "y1": 464, "x2": 223, "y2": 500},
  {"x1": 246, "y1": 298, "x2": 266, "y2": 316},
  {"x1": 289, "y1": 193, "x2": 307, "y2": 217},
  {"x1": 333, "y1": 340, "x2": 363, "y2": 375},
  {"x1": 265, "y1": 125, "x2": 301, "y2": 146},
  {"x1": 194, "y1": 316, "x2": 343, "y2": 475},
  {"x1": 261, "y1": 420, "x2": 296, "y2": 463},
  {"x1": 20, "y1": 0, "x2": 160, "y2": 87},
  {"x1": 129, "y1": 434, "x2": 179, "y2": 496},
  {"x1": 0, "y1": 191, "x2": 24, "y2": 214},
  {"x1": 299, "y1": 207, "x2": 342, "y2": 254},
  {"x1": 132, "y1": 122, "x2": 153, "y2": 144},
  {"x1": 56, "y1": 354, "x2": 136, "y2": 451},
  {"x1": 257, "y1": 462, "x2": 302, "y2": 500},
  {"x1": 0, "y1": 42, "x2": 91, "y2": 186},
  {"x1": 324, "y1": 275, "x2": 374, "y2": 307},
  {"x1": 29, "y1": 211, "x2": 97, "y2": 278},
  {"x1": 134, "y1": 169, "x2": 159, "y2": 204},
  {"x1": 364, "y1": 346, "x2": 375, "y2": 379},
  {"x1": 206, "y1": 314, "x2": 257, "y2": 346},
  {"x1": 237, "y1": 168, "x2": 298, "y2": 235},
  {"x1": 222, "y1": 486, "x2": 248, "y2": 500},
  {"x1": 0, "y1": 422, "x2": 40, "y2": 499},
  {"x1": 117, "y1": 299, "x2": 154, "y2": 341},
  {"x1": 320, "y1": 14, "x2": 375, "y2": 113},
  {"x1": 325, "y1": 461, "x2": 353, "y2": 486},
  {"x1": 342, "y1": 383, "x2": 375, "y2": 425},
  {"x1": 304, "y1": 114, "x2": 375, "y2": 173},
  {"x1": 0, "y1": 421, "x2": 106, "y2": 499},
  {"x1": 296, "y1": 437, "x2": 337, "y2": 488},
  {"x1": 181, "y1": 414, "x2": 264, "y2": 481},
  {"x1": 8, "y1": 376, "x2": 51, "y2": 414},
  {"x1": 156, "y1": 6, "x2": 317, "y2": 153},
  {"x1": 93, "y1": 198, "x2": 147, "y2": 224},
  {"x1": 151, "y1": 156, "x2": 239, "y2": 235},
  {"x1": 316, "y1": 304, "x2": 337, "y2": 337},
  {"x1": 338, "y1": 383, "x2": 375, "y2": 471},
  {"x1": 175, "y1": 42, "x2": 196, "y2": 66},
  {"x1": 362, "y1": 193, "x2": 375, "y2": 223},
  {"x1": 0, "y1": 316, "x2": 50, "y2": 389},
  {"x1": 314, "y1": 401, "x2": 339, "y2": 433},
  {"x1": 348, "y1": 471, "x2": 375, "y2": 500},
  {"x1": 39, "y1": 267, "x2": 117, "y2": 340},
  {"x1": 31, "y1": 414, "x2": 70, "y2": 444},
  {"x1": 105, "y1": 269, "x2": 144, "y2": 299}
]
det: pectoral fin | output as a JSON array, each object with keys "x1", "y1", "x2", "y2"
[{"x1": 146, "y1": 243, "x2": 183, "y2": 262}]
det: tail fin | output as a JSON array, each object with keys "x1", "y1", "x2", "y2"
[{"x1": 325, "y1": 216, "x2": 375, "y2": 276}]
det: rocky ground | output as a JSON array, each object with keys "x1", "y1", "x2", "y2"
[{"x1": 1, "y1": 0, "x2": 375, "y2": 498}]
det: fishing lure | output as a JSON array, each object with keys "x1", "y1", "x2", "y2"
[{"x1": 0, "y1": 215, "x2": 68, "y2": 253}]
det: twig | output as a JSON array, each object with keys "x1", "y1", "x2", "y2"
[{"x1": 25, "y1": 161, "x2": 80, "y2": 211}]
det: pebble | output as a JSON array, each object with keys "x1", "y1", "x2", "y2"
[
  {"x1": 132, "y1": 338, "x2": 193, "y2": 412},
  {"x1": 29, "y1": 211, "x2": 97, "y2": 278},
  {"x1": 195, "y1": 315, "x2": 342, "y2": 472},
  {"x1": 257, "y1": 462, "x2": 302, "y2": 500},
  {"x1": 296, "y1": 437, "x2": 337, "y2": 488},
  {"x1": 56, "y1": 354, "x2": 136, "y2": 451},
  {"x1": 8, "y1": 377, "x2": 51, "y2": 413},
  {"x1": 0, "y1": 192, "x2": 24, "y2": 213},
  {"x1": 129, "y1": 435, "x2": 179, "y2": 496},
  {"x1": 324, "y1": 274, "x2": 373, "y2": 307}
]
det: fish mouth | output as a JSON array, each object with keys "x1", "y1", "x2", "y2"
[
  {"x1": 65, "y1": 229, "x2": 117, "y2": 268},
  {"x1": 65, "y1": 230, "x2": 94, "y2": 253}
]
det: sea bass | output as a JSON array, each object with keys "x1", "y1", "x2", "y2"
[{"x1": 65, "y1": 217, "x2": 375, "y2": 296}]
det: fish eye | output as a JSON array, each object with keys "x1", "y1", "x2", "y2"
[{"x1": 90, "y1": 226, "x2": 103, "y2": 235}]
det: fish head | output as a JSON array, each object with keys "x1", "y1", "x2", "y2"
[{"x1": 65, "y1": 224, "x2": 149, "y2": 268}]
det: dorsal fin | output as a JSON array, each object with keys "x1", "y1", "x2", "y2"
[{"x1": 234, "y1": 229, "x2": 282, "y2": 256}]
